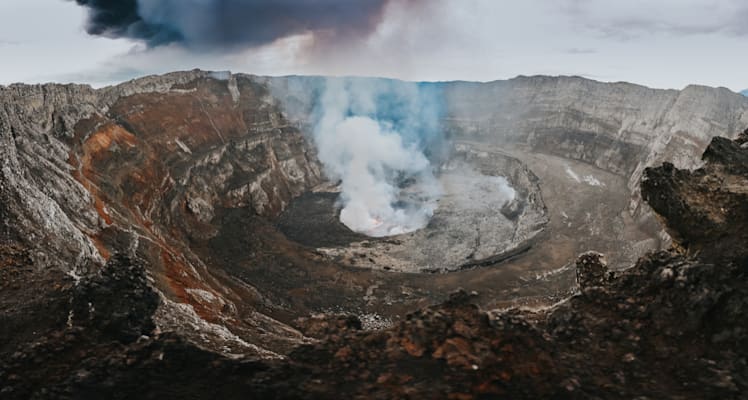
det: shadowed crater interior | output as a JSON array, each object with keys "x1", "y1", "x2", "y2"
[{"x1": 276, "y1": 192, "x2": 369, "y2": 248}]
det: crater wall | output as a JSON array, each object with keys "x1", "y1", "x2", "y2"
[{"x1": 3, "y1": 71, "x2": 748, "y2": 358}]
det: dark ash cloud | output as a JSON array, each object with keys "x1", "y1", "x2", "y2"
[
  {"x1": 72, "y1": 0, "x2": 397, "y2": 49},
  {"x1": 73, "y1": 0, "x2": 180, "y2": 44}
]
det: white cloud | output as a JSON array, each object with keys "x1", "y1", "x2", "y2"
[
  {"x1": 0, "y1": 0, "x2": 133, "y2": 85},
  {"x1": 562, "y1": 0, "x2": 748, "y2": 38}
]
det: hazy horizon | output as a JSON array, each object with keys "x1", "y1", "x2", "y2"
[{"x1": 1, "y1": 1, "x2": 747, "y2": 92}]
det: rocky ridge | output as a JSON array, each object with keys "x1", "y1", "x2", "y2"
[{"x1": 443, "y1": 77, "x2": 748, "y2": 208}]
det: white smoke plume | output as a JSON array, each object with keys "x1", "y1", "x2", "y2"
[{"x1": 315, "y1": 78, "x2": 442, "y2": 237}]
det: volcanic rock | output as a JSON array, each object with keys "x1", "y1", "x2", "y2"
[
  {"x1": 575, "y1": 251, "x2": 610, "y2": 289},
  {"x1": 69, "y1": 253, "x2": 158, "y2": 343},
  {"x1": 2, "y1": 71, "x2": 748, "y2": 398}
]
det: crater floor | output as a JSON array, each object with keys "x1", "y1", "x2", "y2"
[{"x1": 280, "y1": 143, "x2": 548, "y2": 273}]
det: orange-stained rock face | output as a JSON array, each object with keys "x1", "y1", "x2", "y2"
[
  {"x1": 61, "y1": 76, "x2": 323, "y2": 351},
  {"x1": 82, "y1": 124, "x2": 138, "y2": 158},
  {"x1": 72, "y1": 123, "x2": 138, "y2": 226},
  {"x1": 159, "y1": 249, "x2": 218, "y2": 321}
]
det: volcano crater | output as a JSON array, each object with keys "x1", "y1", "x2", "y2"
[
  {"x1": 6, "y1": 71, "x2": 742, "y2": 363},
  {"x1": 277, "y1": 142, "x2": 548, "y2": 272}
]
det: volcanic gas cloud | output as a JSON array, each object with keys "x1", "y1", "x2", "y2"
[{"x1": 313, "y1": 78, "x2": 443, "y2": 237}]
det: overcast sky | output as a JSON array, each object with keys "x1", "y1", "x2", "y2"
[{"x1": 1, "y1": 0, "x2": 746, "y2": 91}]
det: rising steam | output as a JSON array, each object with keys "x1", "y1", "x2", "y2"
[{"x1": 314, "y1": 78, "x2": 443, "y2": 237}]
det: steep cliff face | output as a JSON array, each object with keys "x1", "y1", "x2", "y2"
[
  {"x1": 442, "y1": 76, "x2": 748, "y2": 214},
  {"x1": 0, "y1": 71, "x2": 322, "y2": 357},
  {"x1": 1, "y1": 82, "x2": 104, "y2": 272}
]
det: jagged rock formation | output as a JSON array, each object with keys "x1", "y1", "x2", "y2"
[
  {"x1": 1, "y1": 71, "x2": 748, "y2": 398},
  {"x1": 642, "y1": 129, "x2": 748, "y2": 261}
]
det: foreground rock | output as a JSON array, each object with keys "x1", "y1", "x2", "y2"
[
  {"x1": 2, "y1": 132, "x2": 747, "y2": 398},
  {"x1": 642, "y1": 128, "x2": 748, "y2": 261}
]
